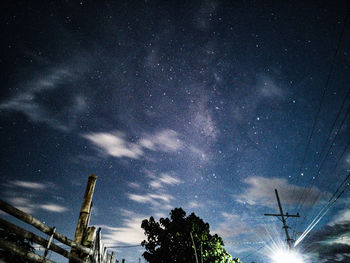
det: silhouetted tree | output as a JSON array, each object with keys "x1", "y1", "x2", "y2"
[{"x1": 141, "y1": 207, "x2": 242, "y2": 263}]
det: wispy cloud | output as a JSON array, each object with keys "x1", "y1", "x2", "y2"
[
  {"x1": 0, "y1": 68, "x2": 72, "y2": 130},
  {"x1": 9, "y1": 180, "x2": 46, "y2": 190},
  {"x1": 186, "y1": 201, "x2": 204, "y2": 209},
  {"x1": 148, "y1": 172, "x2": 182, "y2": 189},
  {"x1": 212, "y1": 212, "x2": 251, "y2": 239},
  {"x1": 0, "y1": 63, "x2": 88, "y2": 131},
  {"x1": 5, "y1": 197, "x2": 68, "y2": 214},
  {"x1": 258, "y1": 75, "x2": 286, "y2": 98},
  {"x1": 306, "y1": 208, "x2": 350, "y2": 262},
  {"x1": 235, "y1": 176, "x2": 324, "y2": 208},
  {"x1": 6, "y1": 197, "x2": 35, "y2": 214},
  {"x1": 83, "y1": 132, "x2": 143, "y2": 159},
  {"x1": 125, "y1": 171, "x2": 181, "y2": 218},
  {"x1": 128, "y1": 193, "x2": 174, "y2": 205},
  {"x1": 3, "y1": 181, "x2": 67, "y2": 214},
  {"x1": 140, "y1": 129, "x2": 183, "y2": 152},
  {"x1": 211, "y1": 210, "x2": 269, "y2": 255},
  {"x1": 39, "y1": 204, "x2": 68, "y2": 213},
  {"x1": 98, "y1": 210, "x2": 146, "y2": 245},
  {"x1": 83, "y1": 129, "x2": 182, "y2": 160},
  {"x1": 331, "y1": 207, "x2": 350, "y2": 225}
]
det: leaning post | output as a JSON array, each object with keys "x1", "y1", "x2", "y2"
[{"x1": 70, "y1": 174, "x2": 97, "y2": 262}]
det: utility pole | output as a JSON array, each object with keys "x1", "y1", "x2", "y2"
[
  {"x1": 70, "y1": 174, "x2": 98, "y2": 262},
  {"x1": 264, "y1": 189, "x2": 299, "y2": 249}
]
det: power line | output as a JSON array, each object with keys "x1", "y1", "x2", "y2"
[
  {"x1": 240, "y1": 245, "x2": 265, "y2": 260},
  {"x1": 328, "y1": 172, "x2": 350, "y2": 202},
  {"x1": 294, "y1": 3, "x2": 348, "y2": 186},
  {"x1": 294, "y1": 105, "x2": 350, "y2": 234},
  {"x1": 294, "y1": 172, "x2": 350, "y2": 247},
  {"x1": 292, "y1": 136, "x2": 350, "y2": 240},
  {"x1": 296, "y1": 102, "x2": 350, "y2": 212},
  {"x1": 291, "y1": 5, "x2": 350, "y2": 238},
  {"x1": 106, "y1": 244, "x2": 142, "y2": 249},
  {"x1": 293, "y1": 3, "x2": 350, "y2": 191}
]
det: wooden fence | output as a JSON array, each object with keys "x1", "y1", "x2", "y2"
[{"x1": 0, "y1": 199, "x2": 117, "y2": 263}]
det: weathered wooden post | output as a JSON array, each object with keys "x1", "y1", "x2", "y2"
[{"x1": 70, "y1": 174, "x2": 97, "y2": 262}]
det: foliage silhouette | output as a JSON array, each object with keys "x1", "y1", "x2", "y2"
[{"x1": 141, "y1": 207, "x2": 242, "y2": 263}]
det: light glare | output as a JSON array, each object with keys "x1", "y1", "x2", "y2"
[{"x1": 271, "y1": 248, "x2": 304, "y2": 263}]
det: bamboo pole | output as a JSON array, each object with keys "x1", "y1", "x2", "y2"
[
  {"x1": 0, "y1": 199, "x2": 92, "y2": 255},
  {"x1": 0, "y1": 217, "x2": 84, "y2": 263},
  {"x1": 70, "y1": 174, "x2": 97, "y2": 263},
  {"x1": 73, "y1": 174, "x2": 97, "y2": 245},
  {"x1": 0, "y1": 236, "x2": 56, "y2": 263}
]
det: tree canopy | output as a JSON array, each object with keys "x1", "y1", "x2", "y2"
[{"x1": 141, "y1": 207, "x2": 242, "y2": 263}]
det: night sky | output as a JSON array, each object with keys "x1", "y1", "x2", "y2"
[{"x1": 1, "y1": 1, "x2": 350, "y2": 262}]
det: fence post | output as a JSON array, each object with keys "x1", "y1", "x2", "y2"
[
  {"x1": 70, "y1": 174, "x2": 97, "y2": 262},
  {"x1": 0, "y1": 199, "x2": 92, "y2": 256}
]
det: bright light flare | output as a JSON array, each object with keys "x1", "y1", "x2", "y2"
[{"x1": 270, "y1": 248, "x2": 304, "y2": 263}]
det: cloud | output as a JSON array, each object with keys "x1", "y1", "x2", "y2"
[
  {"x1": 186, "y1": 201, "x2": 204, "y2": 209},
  {"x1": 305, "y1": 210, "x2": 350, "y2": 263},
  {"x1": 212, "y1": 212, "x2": 251, "y2": 239},
  {"x1": 125, "y1": 171, "x2": 181, "y2": 219},
  {"x1": 148, "y1": 173, "x2": 182, "y2": 189},
  {"x1": 128, "y1": 193, "x2": 174, "y2": 205},
  {"x1": 6, "y1": 197, "x2": 35, "y2": 214},
  {"x1": 0, "y1": 62, "x2": 89, "y2": 131},
  {"x1": 331, "y1": 208, "x2": 350, "y2": 224},
  {"x1": 83, "y1": 132, "x2": 143, "y2": 159},
  {"x1": 98, "y1": 210, "x2": 146, "y2": 245},
  {"x1": 83, "y1": 129, "x2": 182, "y2": 160},
  {"x1": 236, "y1": 176, "x2": 324, "y2": 208},
  {"x1": 258, "y1": 75, "x2": 285, "y2": 98},
  {"x1": 211, "y1": 211, "x2": 269, "y2": 256},
  {"x1": 39, "y1": 204, "x2": 68, "y2": 213},
  {"x1": 9, "y1": 180, "x2": 46, "y2": 190},
  {"x1": 128, "y1": 182, "x2": 141, "y2": 189},
  {"x1": 140, "y1": 129, "x2": 183, "y2": 152},
  {"x1": 5, "y1": 197, "x2": 68, "y2": 214},
  {"x1": 0, "y1": 68, "x2": 74, "y2": 131}
]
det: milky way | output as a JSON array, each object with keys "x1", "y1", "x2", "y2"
[{"x1": 1, "y1": 1, "x2": 350, "y2": 262}]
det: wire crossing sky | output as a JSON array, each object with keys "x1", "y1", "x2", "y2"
[{"x1": 1, "y1": 1, "x2": 350, "y2": 262}]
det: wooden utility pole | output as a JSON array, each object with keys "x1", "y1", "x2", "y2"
[
  {"x1": 264, "y1": 189, "x2": 299, "y2": 249},
  {"x1": 70, "y1": 174, "x2": 97, "y2": 262}
]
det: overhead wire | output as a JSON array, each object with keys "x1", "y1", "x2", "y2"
[
  {"x1": 293, "y1": 3, "x2": 349, "y2": 189},
  {"x1": 106, "y1": 244, "x2": 142, "y2": 248},
  {"x1": 293, "y1": 106, "x2": 350, "y2": 239},
  {"x1": 291, "y1": 6, "x2": 350, "y2": 240},
  {"x1": 296, "y1": 102, "x2": 350, "y2": 213},
  {"x1": 293, "y1": 4, "x2": 350, "y2": 208},
  {"x1": 292, "y1": 134, "x2": 350, "y2": 240},
  {"x1": 294, "y1": 171, "x2": 350, "y2": 247},
  {"x1": 240, "y1": 245, "x2": 265, "y2": 260}
]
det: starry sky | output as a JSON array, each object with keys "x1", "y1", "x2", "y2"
[{"x1": 1, "y1": 1, "x2": 350, "y2": 262}]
